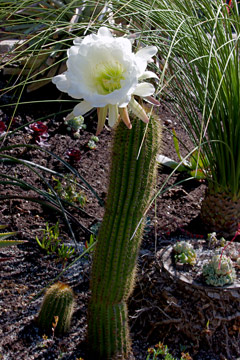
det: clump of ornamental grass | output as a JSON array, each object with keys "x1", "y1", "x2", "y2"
[
  {"x1": 0, "y1": 0, "x2": 107, "y2": 94},
  {"x1": 142, "y1": 0, "x2": 240, "y2": 238}
]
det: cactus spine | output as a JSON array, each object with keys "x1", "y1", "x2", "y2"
[
  {"x1": 37, "y1": 282, "x2": 75, "y2": 335},
  {"x1": 88, "y1": 116, "x2": 162, "y2": 359}
]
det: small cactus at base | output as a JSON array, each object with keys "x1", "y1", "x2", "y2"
[
  {"x1": 202, "y1": 254, "x2": 236, "y2": 287},
  {"x1": 173, "y1": 241, "x2": 197, "y2": 265},
  {"x1": 37, "y1": 282, "x2": 75, "y2": 335}
]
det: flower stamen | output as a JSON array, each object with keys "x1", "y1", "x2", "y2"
[{"x1": 95, "y1": 61, "x2": 125, "y2": 95}]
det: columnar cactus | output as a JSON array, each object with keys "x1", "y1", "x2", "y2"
[
  {"x1": 88, "y1": 116, "x2": 162, "y2": 359},
  {"x1": 37, "y1": 282, "x2": 75, "y2": 335}
]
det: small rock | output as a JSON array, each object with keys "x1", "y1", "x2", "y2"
[
  {"x1": 0, "y1": 39, "x2": 25, "y2": 53},
  {"x1": 207, "y1": 291, "x2": 221, "y2": 299},
  {"x1": 164, "y1": 119, "x2": 172, "y2": 126}
]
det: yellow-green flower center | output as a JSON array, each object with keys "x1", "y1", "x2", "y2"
[{"x1": 94, "y1": 61, "x2": 125, "y2": 95}]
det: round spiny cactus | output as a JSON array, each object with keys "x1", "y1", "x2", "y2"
[{"x1": 37, "y1": 282, "x2": 75, "y2": 335}]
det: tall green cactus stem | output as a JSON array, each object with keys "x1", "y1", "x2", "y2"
[
  {"x1": 88, "y1": 116, "x2": 162, "y2": 359},
  {"x1": 37, "y1": 282, "x2": 75, "y2": 335}
]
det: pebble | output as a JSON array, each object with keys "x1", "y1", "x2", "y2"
[
  {"x1": 164, "y1": 119, "x2": 172, "y2": 126},
  {"x1": 0, "y1": 39, "x2": 25, "y2": 53}
]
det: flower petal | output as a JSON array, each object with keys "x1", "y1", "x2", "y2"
[
  {"x1": 135, "y1": 46, "x2": 158, "y2": 61},
  {"x1": 73, "y1": 101, "x2": 93, "y2": 116},
  {"x1": 133, "y1": 83, "x2": 155, "y2": 97},
  {"x1": 119, "y1": 107, "x2": 132, "y2": 130},
  {"x1": 128, "y1": 98, "x2": 149, "y2": 123},
  {"x1": 145, "y1": 96, "x2": 160, "y2": 106},
  {"x1": 138, "y1": 71, "x2": 159, "y2": 81},
  {"x1": 52, "y1": 73, "x2": 69, "y2": 92},
  {"x1": 97, "y1": 105, "x2": 108, "y2": 135},
  {"x1": 108, "y1": 104, "x2": 119, "y2": 127},
  {"x1": 135, "y1": 46, "x2": 158, "y2": 75},
  {"x1": 97, "y1": 27, "x2": 113, "y2": 37},
  {"x1": 65, "y1": 111, "x2": 74, "y2": 121}
]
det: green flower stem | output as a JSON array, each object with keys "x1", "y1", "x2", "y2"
[{"x1": 88, "y1": 116, "x2": 161, "y2": 359}]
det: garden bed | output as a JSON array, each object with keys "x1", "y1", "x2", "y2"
[{"x1": 0, "y1": 80, "x2": 239, "y2": 360}]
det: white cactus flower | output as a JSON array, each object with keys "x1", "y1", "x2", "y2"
[{"x1": 52, "y1": 27, "x2": 158, "y2": 134}]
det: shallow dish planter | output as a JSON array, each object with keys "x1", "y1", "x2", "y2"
[
  {"x1": 158, "y1": 239, "x2": 240, "y2": 293},
  {"x1": 155, "y1": 239, "x2": 240, "y2": 358}
]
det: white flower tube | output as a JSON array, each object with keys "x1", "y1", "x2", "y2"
[{"x1": 52, "y1": 27, "x2": 158, "y2": 133}]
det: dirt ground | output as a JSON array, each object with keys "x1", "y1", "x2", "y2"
[{"x1": 0, "y1": 80, "x2": 239, "y2": 360}]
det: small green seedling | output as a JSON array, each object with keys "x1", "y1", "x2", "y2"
[
  {"x1": 90, "y1": 135, "x2": 99, "y2": 143},
  {"x1": 51, "y1": 175, "x2": 87, "y2": 208},
  {"x1": 57, "y1": 243, "x2": 75, "y2": 260},
  {"x1": 146, "y1": 342, "x2": 192, "y2": 360},
  {"x1": 65, "y1": 115, "x2": 86, "y2": 138},
  {"x1": 206, "y1": 232, "x2": 226, "y2": 248},
  {"x1": 36, "y1": 222, "x2": 60, "y2": 254},
  {"x1": 87, "y1": 135, "x2": 99, "y2": 150},
  {"x1": 36, "y1": 222, "x2": 74, "y2": 262},
  {"x1": 173, "y1": 241, "x2": 197, "y2": 266},
  {"x1": 87, "y1": 140, "x2": 97, "y2": 150},
  {"x1": 85, "y1": 234, "x2": 96, "y2": 253}
]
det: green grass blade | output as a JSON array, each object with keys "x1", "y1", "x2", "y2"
[{"x1": 0, "y1": 240, "x2": 27, "y2": 248}]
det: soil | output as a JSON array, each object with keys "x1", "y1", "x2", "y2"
[{"x1": 0, "y1": 80, "x2": 239, "y2": 360}]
